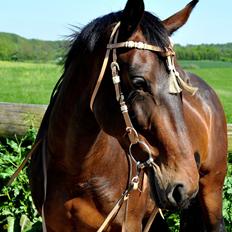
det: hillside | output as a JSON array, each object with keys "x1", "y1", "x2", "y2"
[
  {"x1": 0, "y1": 32, "x2": 66, "y2": 62},
  {"x1": 0, "y1": 32, "x2": 231, "y2": 62}
]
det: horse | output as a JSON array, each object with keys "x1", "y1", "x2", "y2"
[{"x1": 30, "y1": 0, "x2": 227, "y2": 231}]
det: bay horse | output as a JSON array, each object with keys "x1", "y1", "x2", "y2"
[{"x1": 30, "y1": 0, "x2": 227, "y2": 231}]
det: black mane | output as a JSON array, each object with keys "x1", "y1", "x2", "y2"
[{"x1": 65, "y1": 11, "x2": 170, "y2": 69}]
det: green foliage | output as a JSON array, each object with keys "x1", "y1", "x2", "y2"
[
  {"x1": 0, "y1": 130, "x2": 231, "y2": 231},
  {"x1": 175, "y1": 43, "x2": 232, "y2": 62},
  {"x1": 165, "y1": 211, "x2": 180, "y2": 232},
  {"x1": 0, "y1": 32, "x2": 232, "y2": 63},
  {"x1": 223, "y1": 152, "x2": 232, "y2": 230},
  {"x1": 0, "y1": 128, "x2": 42, "y2": 232},
  {"x1": 229, "y1": 137, "x2": 232, "y2": 153},
  {"x1": 0, "y1": 32, "x2": 66, "y2": 62}
]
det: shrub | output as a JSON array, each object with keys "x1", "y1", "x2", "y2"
[
  {"x1": 223, "y1": 152, "x2": 232, "y2": 230},
  {"x1": 0, "y1": 129, "x2": 231, "y2": 231},
  {"x1": 0, "y1": 128, "x2": 42, "y2": 232}
]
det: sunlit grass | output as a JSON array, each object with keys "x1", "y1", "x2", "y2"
[
  {"x1": 0, "y1": 60, "x2": 231, "y2": 123},
  {"x1": 0, "y1": 61, "x2": 62, "y2": 104},
  {"x1": 186, "y1": 67, "x2": 232, "y2": 123}
]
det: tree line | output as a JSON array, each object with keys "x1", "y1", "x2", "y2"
[
  {"x1": 0, "y1": 32, "x2": 65, "y2": 62},
  {"x1": 0, "y1": 32, "x2": 231, "y2": 62},
  {"x1": 175, "y1": 43, "x2": 232, "y2": 62}
]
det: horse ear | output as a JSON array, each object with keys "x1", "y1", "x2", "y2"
[
  {"x1": 162, "y1": 0, "x2": 199, "y2": 35},
  {"x1": 119, "y1": 0, "x2": 145, "y2": 40}
]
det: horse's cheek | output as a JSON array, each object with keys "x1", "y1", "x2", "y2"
[{"x1": 132, "y1": 102, "x2": 151, "y2": 130}]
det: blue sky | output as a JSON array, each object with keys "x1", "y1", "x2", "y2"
[{"x1": 0, "y1": 0, "x2": 231, "y2": 45}]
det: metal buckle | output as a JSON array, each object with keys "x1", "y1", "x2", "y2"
[
  {"x1": 126, "y1": 127, "x2": 139, "y2": 144},
  {"x1": 129, "y1": 140, "x2": 154, "y2": 169},
  {"x1": 111, "y1": 61, "x2": 120, "y2": 71}
]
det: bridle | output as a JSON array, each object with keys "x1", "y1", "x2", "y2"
[
  {"x1": 90, "y1": 22, "x2": 198, "y2": 232},
  {"x1": 90, "y1": 21, "x2": 197, "y2": 163}
]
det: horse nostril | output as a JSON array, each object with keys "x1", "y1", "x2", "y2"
[
  {"x1": 168, "y1": 183, "x2": 199, "y2": 208},
  {"x1": 172, "y1": 184, "x2": 184, "y2": 205}
]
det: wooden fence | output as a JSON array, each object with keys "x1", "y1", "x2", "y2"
[
  {"x1": 0, "y1": 102, "x2": 47, "y2": 137},
  {"x1": 0, "y1": 102, "x2": 231, "y2": 150}
]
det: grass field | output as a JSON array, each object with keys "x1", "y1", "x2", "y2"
[
  {"x1": 0, "y1": 61, "x2": 61, "y2": 104},
  {"x1": 0, "y1": 60, "x2": 231, "y2": 123},
  {"x1": 181, "y1": 61, "x2": 232, "y2": 123}
]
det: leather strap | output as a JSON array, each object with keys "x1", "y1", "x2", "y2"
[
  {"x1": 96, "y1": 191, "x2": 129, "y2": 232},
  {"x1": 89, "y1": 22, "x2": 176, "y2": 111},
  {"x1": 7, "y1": 139, "x2": 42, "y2": 186},
  {"x1": 90, "y1": 22, "x2": 121, "y2": 111},
  {"x1": 107, "y1": 41, "x2": 175, "y2": 56},
  {"x1": 143, "y1": 207, "x2": 159, "y2": 232}
]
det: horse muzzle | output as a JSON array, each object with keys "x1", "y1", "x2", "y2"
[{"x1": 147, "y1": 165, "x2": 199, "y2": 210}]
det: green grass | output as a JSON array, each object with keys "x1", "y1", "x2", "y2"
[
  {"x1": 185, "y1": 67, "x2": 232, "y2": 123},
  {"x1": 180, "y1": 60, "x2": 232, "y2": 69},
  {"x1": 0, "y1": 61, "x2": 61, "y2": 104},
  {"x1": 0, "y1": 60, "x2": 231, "y2": 123},
  {"x1": 179, "y1": 60, "x2": 232, "y2": 123}
]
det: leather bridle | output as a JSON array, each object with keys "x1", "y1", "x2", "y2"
[
  {"x1": 90, "y1": 22, "x2": 167, "y2": 232},
  {"x1": 90, "y1": 21, "x2": 198, "y2": 232},
  {"x1": 90, "y1": 21, "x2": 197, "y2": 164}
]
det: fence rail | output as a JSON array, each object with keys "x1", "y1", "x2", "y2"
[
  {"x1": 0, "y1": 102, "x2": 47, "y2": 137},
  {"x1": 0, "y1": 102, "x2": 231, "y2": 148}
]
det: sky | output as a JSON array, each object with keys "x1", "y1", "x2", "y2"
[{"x1": 0, "y1": 0, "x2": 231, "y2": 45}]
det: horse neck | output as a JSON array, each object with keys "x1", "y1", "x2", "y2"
[{"x1": 47, "y1": 56, "x2": 104, "y2": 171}]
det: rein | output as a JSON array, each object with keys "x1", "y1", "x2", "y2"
[{"x1": 6, "y1": 139, "x2": 42, "y2": 187}]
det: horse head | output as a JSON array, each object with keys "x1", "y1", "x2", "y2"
[{"x1": 92, "y1": 0, "x2": 200, "y2": 210}]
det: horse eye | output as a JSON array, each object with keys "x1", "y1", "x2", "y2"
[{"x1": 132, "y1": 77, "x2": 147, "y2": 90}]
